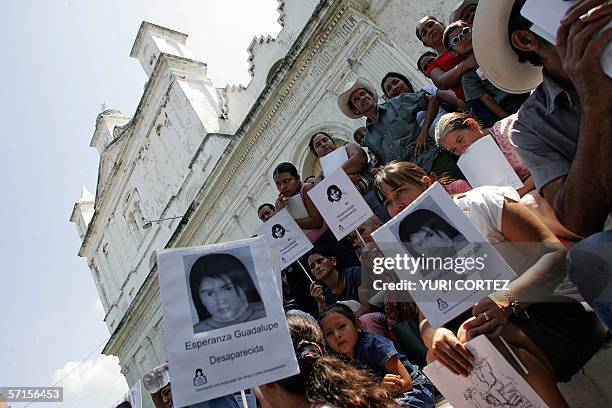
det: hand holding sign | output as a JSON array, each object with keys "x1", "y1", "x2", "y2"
[
  {"x1": 423, "y1": 336, "x2": 548, "y2": 408},
  {"x1": 309, "y1": 281, "x2": 326, "y2": 309},
  {"x1": 371, "y1": 183, "x2": 516, "y2": 328}
]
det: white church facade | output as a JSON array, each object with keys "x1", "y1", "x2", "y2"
[{"x1": 70, "y1": 0, "x2": 460, "y2": 405}]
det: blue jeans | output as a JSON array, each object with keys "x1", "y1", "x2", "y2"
[
  {"x1": 394, "y1": 371, "x2": 435, "y2": 408},
  {"x1": 566, "y1": 230, "x2": 612, "y2": 330}
]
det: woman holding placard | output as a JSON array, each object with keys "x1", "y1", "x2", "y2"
[
  {"x1": 435, "y1": 112, "x2": 532, "y2": 195},
  {"x1": 272, "y1": 162, "x2": 359, "y2": 269},
  {"x1": 255, "y1": 315, "x2": 402, "y2": 408},
  {"x1": 434, "y1": 112, "x2": 582, "y2": 241},
  {"x1": 306, "y1": 247, "x2": 363, "y2": 313},
  {"x1": 374, "y1": 161, "x2": 607, "y2": 407},
  {"x1": 309, "y1": 132, "x2": 390, "y2": 222}
]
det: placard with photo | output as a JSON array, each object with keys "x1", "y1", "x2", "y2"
[
  {"x1": 307, "y1": 168, "x2": 373, "y2": 240},
  {"x1": 371, "y1": 182, "x2": 516, "y2": 328},
  {"x1": 156, "y1": 237, "x2": 299, "y2": 407},
  {"x1": 256, "y1": 208, "x2": 313, "y2": 270}
]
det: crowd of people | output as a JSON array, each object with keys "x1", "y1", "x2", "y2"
[{"x1": 138, "y1": 0, "x2": 611, "y2": 407}]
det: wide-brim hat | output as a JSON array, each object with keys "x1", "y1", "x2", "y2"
[
  {"x1": 449, "y1": 0, "x2": 479, "y2": 24},
  {"x1": 337, "y1": 77, "x2": 378, "y2": 119},
  {"x1": 473, "y1": 0, "x2": 543, "y2": 94}
]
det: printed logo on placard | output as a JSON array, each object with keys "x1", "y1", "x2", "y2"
[
  {"x1": 436, "y1": 298, "x2": 449, "y2": 311},
  {"x1": 193, "y1": 368, "x2": 207, "y2": 387}
]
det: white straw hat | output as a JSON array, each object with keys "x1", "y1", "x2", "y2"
[
  {"x1": 472, "y1": 0, "x2": 543, "y2": 94},
  {"x1": 337, "y1": 77, "x2": 378, "y2": 119}
]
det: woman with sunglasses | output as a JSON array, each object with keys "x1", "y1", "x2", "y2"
[
  {"x1": 373, "y1": 161, "x2": 608, "y2": 408},
  {"x1": 442, "y1": 21, "x2": 529, "y2": 127}
]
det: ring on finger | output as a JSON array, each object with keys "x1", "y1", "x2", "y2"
[{"x1": 483, "y1": 311, "x2": 490, "y2": 321}]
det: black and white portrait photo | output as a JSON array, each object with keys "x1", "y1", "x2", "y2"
[
  {"x1": 187, "y1": 249, "x2": 266, "y2": 334},
  {"x1": 398, "y1": 206, "x2": 469, "y2": 259},
  {"x1": 156, "y1": 237, "x2": 300, "y2": 405},
  {"x1": 271, "y1": 223, "x2": 286, "y2": 239},
  {"x1": 326, "y1": 184, "x2": 343, "y2": 203}
]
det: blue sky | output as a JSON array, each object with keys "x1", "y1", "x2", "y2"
[{"x1": 0, "y1": 1, "x2": 281, "y2": 407}]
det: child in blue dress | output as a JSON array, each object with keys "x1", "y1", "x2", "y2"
[{"x1": 318, "y1": 304, "x2": 434, "y2": 408}]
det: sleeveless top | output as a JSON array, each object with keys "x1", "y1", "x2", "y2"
[{"x1": 299, "y1": 183, "x2": 329, "y2": 243}]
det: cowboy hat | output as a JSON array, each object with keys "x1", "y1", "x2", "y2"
[
  {"x1": 472, "y1": 0, "x2": 543, "y2": 94},
  {"x1": 449, "y1": 0, "x2": 478, "y2": 24},
  {"x1": 337, "y1": 77, "x2": 378, "y2": 119}
]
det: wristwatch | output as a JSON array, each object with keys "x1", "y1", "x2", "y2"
[{"x1": 504, "y1": 291, "x2": 529, "y2": 319}]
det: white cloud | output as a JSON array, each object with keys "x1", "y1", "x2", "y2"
[{"x1": 53, "y1": 355, "x2": 129, "y2": 407}]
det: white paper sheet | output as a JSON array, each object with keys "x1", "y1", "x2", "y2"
[
  {"x1": 307, "y1": 168, "x2": 373, "y2": 240},
  {"x1": 423, "y1": 335, "x2": 548, "y2": 408},
  {"x1": 457, "y1": 135, "x2": 523, "y2": 190},
  {"x1": 371, "y1": 183, "x2": 516, "y2": 328},
  {"x1": 256, "y1": 208, "x2": 313, "y2": 270},
  {"x1": 522, "y1": 0, "x2": 611, "y2": 78},
  {"x1": 320, "y1": 146, "x2": 349, "y2": 175},
  {"x1": 286, "y1": 195, "x2": 309, "y2": 219},
  {"x1": 156, "y1": 237, "x2": 299, "y2": 407}
]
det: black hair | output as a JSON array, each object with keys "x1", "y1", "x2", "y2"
[
  {"x1": 309, "y1": 132, "x2": 335, "y2": 156},
  {"x1": 398, "y1": 209, "x2": 463, "y2": 257},
  {"x1": 380, "y1": 72, "x2": 415, "y2": 98},
  {"x1": 318, "y1": 303, "x2": 358, "y2": 326},
  {"x1": 326, "y1": 185, "x2": 342, "y2": 202},
  {"x1": 507, "y1": 0, "x2": 544, "y2": 66},
  {"x1": 273, "y1": 162, "x2": 299, "y2": 178},
  {"x1": 189, "y1": 253, "x2": 261, "y2": 321},
  {"x1": 272, "y1": 223, "x2": 286, "y2": 238},
  {"x1": 416, "y1": 15, "x2": 443, "y2": 43},
  {"x1": 257, "y1": 203, "x2": 275, "y2": 214},
  {"x1": 399, "y1": 209, "x2": 460, "y2": 239},
  {"x1": 417, "y1": 51, "x2": 438, "y2": 75},
  {"x1": 307, "y1": 247, "x2": 341, "y2": 270},
  {"x1": 443, "y1": 21, "x2": 468, "y2": 51},
  {"x1": 277, "y1": 315, "x2": 401, "y2": 407}
]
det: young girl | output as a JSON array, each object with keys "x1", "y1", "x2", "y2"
[
  {"x1": 318, "y1": 304, "x2": 435, "y2": 408},
  {"x1": 255, "y1": 315, "x2": 402, "y2": 408}
]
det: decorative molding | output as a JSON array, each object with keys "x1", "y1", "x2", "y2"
[{"x1": 179, "y1": 2, "x2": 368, "y2": 246}]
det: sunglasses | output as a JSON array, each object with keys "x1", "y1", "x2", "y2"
[{"x1": 449, "y1": 26, "x2": 471, "y2": 48}]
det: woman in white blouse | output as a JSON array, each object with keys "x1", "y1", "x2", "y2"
[{"x1": 374, "y1": 161, "x2": 607, "y2": 408}]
